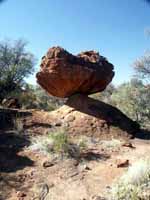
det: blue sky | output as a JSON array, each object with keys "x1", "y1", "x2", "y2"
[{"x1": 0, "y1": 0, "x2": 150, "y2": 85}]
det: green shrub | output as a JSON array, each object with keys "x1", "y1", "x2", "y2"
[
  {"x1": 48, "y1": 131, "x2": 69, "y2": 154},
  {"x1": 30, "y1": 130, "x2": 90, "y2": 160},
  {"x1": 78, "y1": 140, "x2": 87, "y2": 151},
  {"x1": 30, "y1": 130, "x2": 70, "y2": 158}
]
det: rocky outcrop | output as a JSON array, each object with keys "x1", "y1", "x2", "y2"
[
  {"x1": 36, "y1": 46, "x2": 140, "y2": 139},
  {"x1": 49, "y1": 94, "x2": 140, "y2": 139},
  {"x1": 36, "y1": 47, "x2": 114, "y2": 98}
]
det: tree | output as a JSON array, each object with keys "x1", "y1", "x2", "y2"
[
  {"x1": 133, "y1": 53, "x2": 150, "y2": 82},
  {"x1": 0, "y1": 39, "x2": 35, "y2": 99},
  {"x1": 111, "y1": 79, "x2": 150, "y2": 128},
  {"x1": 91, "y1": 83, "x2": 116, "y2": 103},
  {"x1": 33, "y1": 85, "x2": 65, "y2": 111}
]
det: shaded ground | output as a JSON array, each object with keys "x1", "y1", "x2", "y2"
[
  {"x1": 0, "y1": 108, "x2": 150, "y2": 200},
  {"x1": 0, "y1": 131, "x2": 33, "y2": 173}
]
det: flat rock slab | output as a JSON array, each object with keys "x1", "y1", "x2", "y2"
[{"x1": 36, "y1": 47, "x2": 114, "y2": 97}]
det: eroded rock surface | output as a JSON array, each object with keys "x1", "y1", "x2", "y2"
[
  {"x1": 49, "y1": 94, "x2": 139, "y2": 139},
  {"x1": 36, "y1": 47, "x2": 114, "y2": 97}
]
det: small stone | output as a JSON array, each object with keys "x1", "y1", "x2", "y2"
[
  {"x1": 79, "y1": 164, "x2": 91, "y2": 172},
  {"x1": 91, "y1": 195, "x2": 106, "y2": 200},
  {"x1": 73, "y1": 160, "x2": 79, "y2": 166},
  {"x1": 16, "y1": 191, "x2": 26, "y2": 198},
  {"x1": 122, "y1": 142, "x2": 135, "y2": 148},
  {"x1": 84, "y1": 165, "x2": 91, "y2": 170},
  {"x1": 43, "y1": 161, "x2": 54, "y2": 168},
  {"x1": 54, "y1": 122, "x2": 62, "y2": 126},
  {"x1": 49, "y1": 183, "x2": 55, "y2": 188},
  {"x1": 116, "y1": 159, "x2": 129, "y2": 168}
]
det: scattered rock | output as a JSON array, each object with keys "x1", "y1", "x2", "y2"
[
  {"x1": 2, "y1": 97, "x2": 21, "y2": 108},
  {"x1": 72, "y1": 159, "x2": 79, "y2": 166},
  {"x1": 69, "y1": 171, "x2": 79, "y2": 178},
  {"x1": 91, "y1": 195, "x2": 106, "y2": 200},
  {"x1": 122, "y1": 142, "x2": 135, "y2": 148},
  {"x1": 53, "y1": 121, "x2": 62, "y2": 126},
  {"x1": 17, "y1": 174, "x2": 27, "y2": 182},
  {"x1": 16, "y1": 191, "x2": 26, "y2": 198},
  {"x1": 116, "y1": 159, "x2": 129, "y2": 168},
  {"x1": 36, "y1": 46, "x2": 114, "y2": 98},
  {"x1": 84, "y1": 165, "x2": 91, "y2": 171},
  {"x1": 43, "y1": 161, "x2": 55, "y2": 168},
  {"x1": 79, "y1": 164, "x2": 91, "y2": 172},
  {"x1": 85, "y1": 166, "x2": 91, "y2": 171}
]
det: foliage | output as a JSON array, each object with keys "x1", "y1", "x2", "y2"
[
  {"x1": 0, "y1": 39, "x2": 35, "y2": 99},
  {"x1": 111, "y1": 158, "x2": 150, "y2": 200},
  {"x1": 4, "y1": 84, "x2": 65, "y2": 110},
  {"x1": 111, "y1": 79, "x2": 150, "y2": 128},
  {"x1": 78, "y1": 140, "x2": 87, "y2": 151},
  {"x1": 30, "y1": 130, "x2": 89, "y2": 159},
  {"x1": 30, "y1": 130, "x2": 71, "y2": 157},
  {"x1": 33, "y1": 85, "x2": 65, "y2": 111},
  {"x1": 30, "y1": 135, "x2": 54, "y2": 155},
  {"x1": 100, "y1": 139, "x2": 122, "y2": 150},
  {"x1": 48, "y1": 130, "x2": 69, "y2": 154},
  {"x1": 133, "y1": 52, "x2": 150, "y2": 81},
  {"x1": 91, "y1": 80, "x2": 149, "y2": 128},
  {"x1": 91, "y1": 83, "x2": 116, "y2": 103}
]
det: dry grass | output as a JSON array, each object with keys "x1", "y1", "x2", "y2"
[{"x1": 110, "y1": 157, "x2": 150, "y2": 200}]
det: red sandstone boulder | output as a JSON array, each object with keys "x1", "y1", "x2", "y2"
[{"x1": 36, "y1": 47, "x2": 114, "y2": 98}]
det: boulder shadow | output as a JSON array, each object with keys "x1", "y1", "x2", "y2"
[
  {"x1": 66, "y1": 94, "x2": 140, "y2": 137},
  {"x1": 135, "y1": 129, "x2": 150, "y2": 140}
]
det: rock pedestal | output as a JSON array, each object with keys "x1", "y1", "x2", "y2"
[
  {"x1": 49, "y1": 94, "x2": 139, "y2": 139},
  {"x1": 36, "y1": 46, "x2": 139, "y2": 139}
]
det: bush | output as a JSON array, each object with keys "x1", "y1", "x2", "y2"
[
  {"x1": 29, "y1": 130, "x2": 88, "y2": 159},
  {"x1": 30, "y1": 130, "x2": 70, "y2": 157},
  {"x1": 110, "y1": 79, "x2": 150, "y2": 128},
  {"x1": 0, "y1": 39, "x2": 35, "y2": 99},
  {"x1": 91, "y1": 79, "x2": 150, "y2": 128},
  {"x1": 48, "y1": 131, "x2": 69, "y2": 154},
  {"x1": 3, "y1": 84, "x2": 65, "y2": 111},
  {"x1": 111, "y1": 158, "x2": 150, "y2": 200},
  {"x1": 30, "y1": 135, "x2": 54, "y2": 155}
]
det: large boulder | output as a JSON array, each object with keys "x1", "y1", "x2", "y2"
[{"x1": 36, "y1": 47, "x2": 114, "y2": 98}]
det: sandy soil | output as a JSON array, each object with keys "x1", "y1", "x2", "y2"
[
  {"x1": 0, "y1": 109, "x2": 150, "y2": 200},
  {"x1": 0, "y1": 129, "x2": 150, "y2": 200}
]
